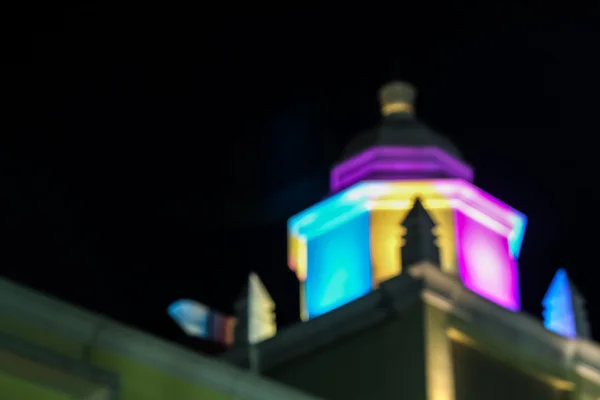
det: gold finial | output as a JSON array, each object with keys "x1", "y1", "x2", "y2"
[{"x1": 379, "y1": 81, "x2": 416, "y2": 116}]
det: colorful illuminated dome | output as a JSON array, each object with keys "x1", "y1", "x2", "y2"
[{"x1": 288, "y1": 81, "x2": 527, "y2": 321}]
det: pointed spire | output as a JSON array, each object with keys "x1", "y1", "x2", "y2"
[
  {"x1": 400, "y1": 197, "x2": 440, "y2": 268},
  {"x1": 391, "y1": 55, "x2": 403, "y2": 81},
  {"x1": 572, "y1": 286, "x2": 591, "y2": 339},
  {"x1": 233, "y1": 283, "x2": 250, "y2": 347},
  {"x1": 248, "y1": 273, "x2": 277, "y2": 344},
  {"x1": 233, "y1": 273, "x2": 277, "y2": 347},
  {"x1": 542, "y1": 268, "x2": 591, "y2": 339}
]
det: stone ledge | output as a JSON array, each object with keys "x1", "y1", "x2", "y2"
[
  {"x1": 225, "y1": 263, "x2": 597, "y2": 379},
  {"x1": 0, "y1": 331, "x2": 118, "y2": 399}
]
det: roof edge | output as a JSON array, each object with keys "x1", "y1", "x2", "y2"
[
  {"x1": 0, "y1": 278, "x2": 325, "y2": 400},
  {"x1": 225, "y1": 263, "x2": 600, "y2": 379}
]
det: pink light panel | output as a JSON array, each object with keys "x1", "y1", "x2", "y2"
[{"x1": 455, "y1": 211, "x2": 520, "y2": 310}]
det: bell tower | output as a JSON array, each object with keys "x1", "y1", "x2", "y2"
[{"x1": 288, "y1": 82, "x2": 527, "y2": 320}]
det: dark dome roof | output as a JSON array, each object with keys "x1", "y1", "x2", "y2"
[
  {"x1": 341, "y1": 113, "x2": 464, "y2": 161},
  {"x1": 340, "y1": 81, "x2": 464, "y2": 162}
]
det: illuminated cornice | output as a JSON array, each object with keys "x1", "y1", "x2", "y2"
[{"x1": 330, "y1": 146, "x2": 474, "y2": 192}]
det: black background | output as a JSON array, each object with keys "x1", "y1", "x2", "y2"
[{"x1": 2, "y1": 5, "x2": 592, "y2": 348}]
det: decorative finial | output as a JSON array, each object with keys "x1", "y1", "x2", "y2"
[
  {"x1": 542, "y1": 268, "x2": 591, "y2": 339},
  {"x1": 400, "y1": 197, "x2": 440, "y2": 268},
  {"x1": 233, "y1": 285, "x2": 250, "y2": 347},
  {"x1": 379, "y1": 81, "x2": 416, "y2": 116},
  {"x1": 233, "y1": 273, "x2": 276, "y2": 348},
  {"x1": 247, "y1": 273, "x2": 276, "y2": 344}
]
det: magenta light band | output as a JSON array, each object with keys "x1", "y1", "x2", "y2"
[
  {"x1": 334, "y1": 161, "x2": 452, "y2": 193},
  {"x1": 330, "y1": 146, "x2": 474, "y2": 192},
  {"x1": 434, "y1": 181, "x2": 516, "y2": 231}
]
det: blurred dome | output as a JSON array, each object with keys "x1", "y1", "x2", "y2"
[{"x1": 340, "y1": 81, "x2": 464, "y2": 161}]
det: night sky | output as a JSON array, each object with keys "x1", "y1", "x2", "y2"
[{"x1": 4, "y1": 6, "x2": 593, "y2": 348}]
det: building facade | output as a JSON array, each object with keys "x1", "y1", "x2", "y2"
[
  {"x1": 225, "y1": 82, "x2": 600, "y2": 400},
  {"x1": 228, "y1": 263, "x2": 600, "y2": 400}
]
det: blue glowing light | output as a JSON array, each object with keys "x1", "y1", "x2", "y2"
[
  {"x1": 509, "y1": 213, "x2": 527, "y2": 259},
  {"x1": 542, "y1": 269, "x2": 577, "y2": 338},
  {"x1": 288, "y1": 181, "x2": 387, "y2": 240},
  {"x1": 168, "y1": 299, "x2": 210, "y2": 338},
  {"x1": 305, "y1": 212, "x2": 372, "y2": 318}
]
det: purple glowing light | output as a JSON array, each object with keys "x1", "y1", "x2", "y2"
[
  {"x1": 331, "y1": 146, "x2": 474, "y2": 192},
  {"x1": 455, "y1": 211, "x2": 520, "y2": 311}
]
